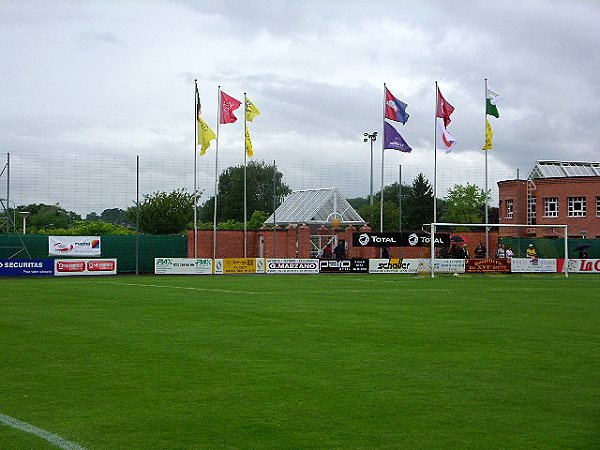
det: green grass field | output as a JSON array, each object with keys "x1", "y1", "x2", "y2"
[{"x1": 1, "y1": 274, "x2": 599, "y2": 449}]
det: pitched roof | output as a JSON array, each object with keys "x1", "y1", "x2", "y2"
[
  {"x1": 264, "y1": 187, "x2": 365, "y2": 226},
  {"x1": 528, "y1": 160, "x2": 600, "y2": 179}
]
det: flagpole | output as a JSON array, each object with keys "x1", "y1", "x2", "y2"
[
  {"x1": 433, "y1": 81, "x2": 438, "y2": 224},
  {"x1": 213, "y1": 86, "x2": 221, "y2": 260},
  {"x1": 380, "y1": 83, "x2": 386, "y2": 235},
  {"x1": 484, "y1": 78, "x2": 490, "y2": 257},
  {"x1": 194, "y1": 79, "x2": 198, "y2": 258},
  {"x1": 243, "y1": 93, "x2": 248, "y2": 258},
  {"x1": 398, "y1": 164, "x2": 403, "y2": 258}
]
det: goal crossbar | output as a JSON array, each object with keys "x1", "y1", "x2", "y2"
[{"x1": 429, "y1": 222, "x2": 569, "y2": 278}]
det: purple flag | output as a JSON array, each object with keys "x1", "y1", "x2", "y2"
[{"x1": 384, "y1": 121, "x2": 412, "y2": 152}]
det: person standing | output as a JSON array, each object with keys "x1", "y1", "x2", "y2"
[
  {"x1": 496, "y1": 244, "x2": 506, "y2": 258},
  {"x1": 526, "y1": 244, "x2": 537, "y2": 259}
]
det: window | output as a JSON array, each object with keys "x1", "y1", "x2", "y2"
[
  {"x1": 568, "y1": 197, "x2": 586, "y2": 217},
  {"x1": 505, "y1": 199, "x2": 513, "y2": 219},
  {"x1": 597, "y1": 197, "x2": 600, "y2": 217},
  {"x1": 544, "y1": 198, "x2": 559, "y2": 217}
]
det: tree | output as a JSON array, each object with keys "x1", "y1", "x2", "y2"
[
  {"x1": 17, "y1": 203, "x2": 81, "y2": 232},
  {"x1": 200, "y1": 161, "x2": 291, "y2": 223},
  {"x1": 127, "y1": 189, "x2": 195, "y2": 234},
  {"x1": 443, "y1": 183, "x2": 489, "y2": 224},
  {"x1": 101, "y1": 208, "x2": 132, "y2": 226},
  {"x1": 403, "y1": 173, "x2": 436, "y2": 229}
]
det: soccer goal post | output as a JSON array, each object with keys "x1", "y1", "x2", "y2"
[{"x1": 429, "y1": 222, "x2": 569, "y2": 278}]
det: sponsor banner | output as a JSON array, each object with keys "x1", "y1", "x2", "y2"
[
  {"x1": 466, "y1": 258, "x2": 511, "y2": 274},
  {"x1": 0, "y1": 259, "x2": 54, "y2": 276},
  {"x1": 266, "y1": 259, "x2": 319, "y2": 274},
  {"x1": 511, "y1": 258, "x2": 557, "y2": 273},
  {"x1": 368, "y1": 258, "x2": 423, "y2": 274},
  {"x1": 319, "y1": 258, "x2": 369, "y2": 273},
  {"x1": 353, "y1": 232, "x2": 450, "y2": 248},
  {"x1": 54, "y1": 258, "x2": 117, "y2": 276},
  {"x1": 154, "y1": 258, "x2": 213, "y2": 275},
  {"x1": 215, "y1": 258, "x2": 264, "y2": 275},
  {"x1": 430, "y1": 259, "x2": 466, "y2": 273},
  {"x1": 562, "y1": 259, "x2": 600, "y2": 273},
  {"x1": 49, "y1": 236, "x2": 101, "y2": 256}
]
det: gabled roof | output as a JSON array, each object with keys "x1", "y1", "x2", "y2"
[
  {"x1": 528, "y1": 160, "x2": 600, "y2": 179},
  {"x1": 265, "y1": 187, "x2": 365, "y2": 226}
]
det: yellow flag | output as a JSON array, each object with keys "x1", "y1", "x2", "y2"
[
  {"x1": 245, "y1": 127, "x2": 254, "y2": 158},
  {"x1": 245, "y1": 98, "x2": 260, "y2": 122},
  {"x1": 197, "y1": 116, "x2": 216, "y2": 155},
  {"x1": 482, "y1": 117, "x2": 493, "y2": 150}
]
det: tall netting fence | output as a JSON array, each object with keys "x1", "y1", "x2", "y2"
[{"x1": 2, "y1": 151, "x2": 516, "y2": 219}]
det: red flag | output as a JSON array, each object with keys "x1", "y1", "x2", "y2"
[
  {"x1": 220, "y1": 90, "x2": 241, "y2": 124},
  {"x1": 436, "y1": 86, "x2": 455, "y2": 127}
]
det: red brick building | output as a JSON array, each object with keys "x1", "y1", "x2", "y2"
[{"x1": 498, "y1": 161, "x2": 600, "y2": 238}]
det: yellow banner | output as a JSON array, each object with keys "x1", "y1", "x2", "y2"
[{"x1": 222, "y1": 258, "x2": 257, "y2": 274}]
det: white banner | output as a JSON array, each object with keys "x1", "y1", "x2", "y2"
[
  {"x1": 431, "y1": 259, "x2": 466, "y2": 273},
  {"x1": 266, "y1": 259, "x2": 319, "y2": 274},
  {"x1": 567, "y1": 259, "x2": 600, "y2": 273},
  {"x1": 511, "y1": 258, "x2": 557, "y2": 273},
  {"x1": 369, "y1": 259, "x2": 423, "y2": 274},
  {"x1": 54, "y1": 258, "x2": 116, "y2": 276},
  {"x1": 154, "y1": 258, "x2": 213, "y2": 275},
  {"x1": 49, "y1": 236, "x2": 101, "y2": 256}
]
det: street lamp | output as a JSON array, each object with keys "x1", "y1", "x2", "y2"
[
  {"x1": 363, "y1": 131, "x2": 377, "y2": 205},
  {"x1": 19, "y1": 211, "x2": 30, "y2": 234}
]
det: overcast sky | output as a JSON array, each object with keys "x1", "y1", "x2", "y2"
[{"x1": 1, "y1": 0, "x2": 599, "y2": 212}]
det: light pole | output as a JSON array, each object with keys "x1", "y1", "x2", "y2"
[
  {"x1": 19, "y1": 211, "x2": 30, "y2": 234},
  {"x1": 363, "y1": 132, "x2": 377, "y2": 205}
]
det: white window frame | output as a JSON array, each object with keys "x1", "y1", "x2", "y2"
[
  {"x1": 597, "y1": 197, "x2": 600, "y2": 217},
  {"x1": 568, "y1": 197, "x2": 586, "y2": 217},
  {"x1": 544, "y1": 197, "x2": 559, "y2": 218},
  {"x1": 505, "y1": 199, "x2": 513, "y2": 219}
]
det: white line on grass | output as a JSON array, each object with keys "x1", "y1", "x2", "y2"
[
  {"x1": 0, "y1": 413, "x2": 87, "y2": 450},
  {"x1": 92, "y1": 280, "x2": 261, "y2": 295}
]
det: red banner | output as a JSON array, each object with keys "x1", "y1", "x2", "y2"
[{"x1": 465, "y1": 258, "x2": 511, "y2": 274}]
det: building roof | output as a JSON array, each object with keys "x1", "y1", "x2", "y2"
[
  {"x1": 264, "y1": 187, "x2": 365, "y2": 226},
  {"x1": 528, "y1": 160, "x2": 600, "y2": 179}
]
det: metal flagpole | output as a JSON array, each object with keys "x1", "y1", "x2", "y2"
[
  {"x1": 213, "y1": 86, "x2": 221, "y2": 260},
  {"x1": 243, "y1": 93, "x2": 248, "y2": 258},
  {"x1": 484, "y1": 78, "x2": 490, "y2": 257},
  {"x1": 136, "y1": 155, "x2": 140, "y2": 275},
  {"x1": 194, "y1": 80, "x2": 198, "y2": 258},
  {"x1": 380, "y1": 83, "x2": 386, "y2": 235},
  {"x1": 434, "y1": 81, "x2": 438, "y2": 224},
  {"x1": 272, "y1": 160, "x2": 276, "y2": 257},
  {"x1": 399, "y1": 164, "x2": 403, "y2": 258}
]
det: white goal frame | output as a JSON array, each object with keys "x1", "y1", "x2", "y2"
[{"x1": 429, "y1": 222, "x2": 569, "y2": 278}]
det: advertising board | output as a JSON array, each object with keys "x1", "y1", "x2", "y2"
[
  {"x1": 265, "y1": 259, "x2": 319, "y2": 274},
  {"x1": 430, "y1": 259, "x2": 466, "y2": 273},
  {"x1": 352, "y1": 232, "x2": 450, "y2": 248},
  {"x1": 49, "y1": 236, "x2": 101, "y2": 256},
  {"x1": 511, "y1": 258, "x2": 557, "y2": 273},
  {"x1": 0, "y1": 259, "x2": 54, "y2": 276},
  {"x1": 368, "y1": 258, "x2": 422, "y2": 274},
  {"x1": 154, "y1": 258, "x2": 213, "y2": 275},
  {"x1": 465, "y1": 258, "x2": 511, "y2": 274},
  {"x1": 562, "y1": 259, "x2": 600, "y2": 273},
  {"x1": 319, "y1": 259, "x2": 369, "y2": 273},
  {"x1": 214, "y1": 258, "x2": 265, "y2": 275},
  {"x1": 54, "y1": 258, "x2": 117, "y2": 276}
]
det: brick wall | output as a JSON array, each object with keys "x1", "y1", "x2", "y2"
[
  {"x1": 188, "y1": 228, "x2": 500, "y2": 259},
  {"x1": 498, "y1": 177, "x2": 600, "y2": 238}
]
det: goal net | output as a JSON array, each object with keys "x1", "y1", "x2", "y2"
[{"x1": 428, "y1": 222, "x2": 569, "y2": 278}]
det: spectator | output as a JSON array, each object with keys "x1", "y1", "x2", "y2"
[
  {"x1": 496, "y1": 244, "x2": 506, "y2": 258},
  {"x1": 526, "y1": 244, "x2": 537, "y2": 259},
  {"x1": 334, "y1": 241, "x2": 345, "y2": 259},
  {"x1": 475, "y1": 242, "x2": 486, "y2": 258}
]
